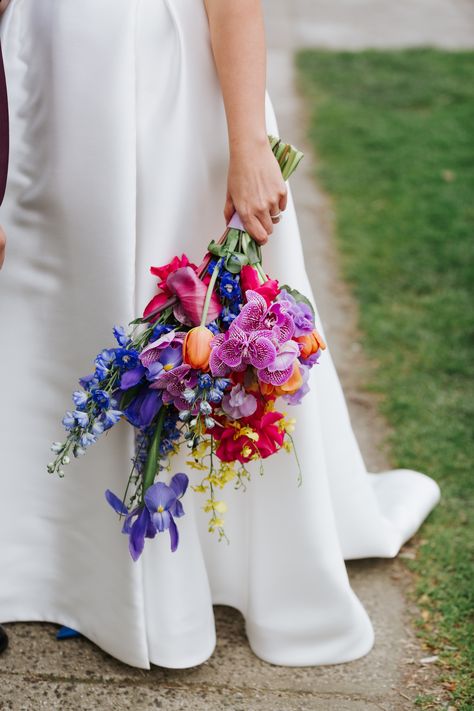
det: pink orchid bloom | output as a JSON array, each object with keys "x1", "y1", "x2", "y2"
[
  {"x1": 237, "y1": 290, "x2": 295, "y2": 343},
  {"x1": 258, "y1": 339, "x2": 300, "y2": 386},
  {"x1": 209, "y1": 290, "x2": 298, "y2": 380},
  {"x1": 166, "y1": 267, "x2": 222, "y2": 326},
  {"x1": 209, "y1": 326, "x2": 277, "y2": 376}
]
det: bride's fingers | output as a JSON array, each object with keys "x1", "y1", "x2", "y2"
[
  {"x1": 269, "y1": 201, "x2": 282, "y2": 224},
  {"x1": 279, "y1": 188, "x2": 288, "y2": 213},
  {"x1": 256, "y1": 206, "x2": 274, "y2": 237},
  {"x1": 241, "y1": 213, "x2": 269, "y2": 245}
]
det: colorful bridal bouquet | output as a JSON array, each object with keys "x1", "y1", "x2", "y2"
[{"x1": 48, "y1": 137, "x2": 326, "y2": 560}]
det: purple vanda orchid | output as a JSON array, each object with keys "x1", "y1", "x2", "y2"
[
  {"x1": 150, "y1": 363, "x2": 199, "y2": 411},
  {"x1": 139, "y1": 330, "x2": 186, "y2": 379},
  {"x1": 119, "y1": 330, "x2": 185, "y2": 392},
  {"x1": 210, "y1": 290, "x2": 299, "y2": 386}
]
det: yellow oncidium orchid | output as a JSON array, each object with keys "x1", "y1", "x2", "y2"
[
  {"x1": 280, "y1": 416, "x2": 296, "y2": 434},
  {"x1": 231, "y1": 424, "x2": 259, "y2": 442},
  {"x1": 208, "y1": 517, "x2": 225, "y2": 530},
  {"x1": 192, "y1": 440, "x2": 211, "y2": 459},
  {"x1": 203, "y1": 499, "x2": 227, "y2": 514},
  {"x1": 186, "y1": 459, "x2": 208, "y2": 471}
]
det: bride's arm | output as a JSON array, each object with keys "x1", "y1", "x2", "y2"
[
  {"x1": 0, "y1": 1, "x2": 11, "y2": 15},
  {"x1": 204, "y1": 0, "x2": 287, "y2": 245}
]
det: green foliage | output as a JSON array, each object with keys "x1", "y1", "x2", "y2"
[{"x1": 297, "y1": 49, "x2": 474, "y2": 709}]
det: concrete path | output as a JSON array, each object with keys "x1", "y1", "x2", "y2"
[{"x1": 2, "y1": 2, "x2": 473, "y2": 709}]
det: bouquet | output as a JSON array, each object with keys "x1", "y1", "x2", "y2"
[{"x1": 48, "y1": 136, "x2": 326, "y2": 561}]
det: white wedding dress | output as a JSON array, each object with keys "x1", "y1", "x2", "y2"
[{"x1": 0, "y1": 0, "x2": 440, "y2": 669}]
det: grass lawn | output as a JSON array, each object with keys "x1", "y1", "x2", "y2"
[{"x1": 296, "y1": 49, "x2": 473, "y2": 709}]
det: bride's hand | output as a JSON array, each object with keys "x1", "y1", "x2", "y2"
[
  {"x1": 224, "y1": 138, "x2": 287, "y2": 245},
  {"x1": 0, "y1": 1, "x2": 11, "y2": 16}
]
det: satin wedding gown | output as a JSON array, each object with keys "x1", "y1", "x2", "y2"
[{"x1": 0, "y1": 0, "x2": 440, "y2": 669}]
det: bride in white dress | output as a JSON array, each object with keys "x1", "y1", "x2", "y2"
[{"x1": 0, "y1": 0, "x2": 440, "y2": 669}]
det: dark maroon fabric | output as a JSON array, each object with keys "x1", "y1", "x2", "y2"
[{"x1": 0, "y1": 42, "x2": 9, "y2": 206}]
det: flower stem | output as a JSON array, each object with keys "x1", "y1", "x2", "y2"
[
  {"x1": 141, "y1": 406, "x2": 167, "y2": 501},
  {"x1": 255, "y1": 262, "x2": 268, "y2": 283},
  {"x1": 200, "y1": 259, "x2": 222, "y2": 327}
]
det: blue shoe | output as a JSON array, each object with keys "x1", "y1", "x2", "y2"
[{"x1": 56, "y1": 626, "x2": 81, "y2": 640}]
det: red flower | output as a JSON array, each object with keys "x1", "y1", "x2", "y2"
[
  {"x1": 255, "y1": 278, "x2": 280, "y2": 305},
  {"x1": 240, "y1": 265, "x2": 260, "y2": 293},
  {"x1": 143, "y1": 292, "x2": 170, "y2": 320},
  {"x1": 213, "y1": 406, "x2": 285, "y2": 463},
  {"x1": 240, "y1": 266, "x2": 280, "y2": 305},
  {"x1": 150, "y1": 254, "x2": 197, "y2": 290}
]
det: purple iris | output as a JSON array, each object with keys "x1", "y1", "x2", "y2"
[
  {"x1": 105, "y1": 472, "x2": 188, "y2": 560},
  {"x1": 123, "y1": 388, "x2": 162, "y2": 428}
]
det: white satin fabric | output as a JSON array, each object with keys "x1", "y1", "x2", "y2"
[{"x1": 0, "y1": 0, "x2": 440, "y2": 669}]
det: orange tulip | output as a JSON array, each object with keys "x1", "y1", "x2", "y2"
[
  {"x1": 295, "y1": 329, "x2": 326, "y2": 359},
  {"x1": 275, "y1": 362, "x2": 303, "y2": 396},
  {"x1": 182, "y1": 326, "x2": 213, "y2": 370},
  {"x1": 259, "y1": 381, "x2": 276, "y2": 397}
]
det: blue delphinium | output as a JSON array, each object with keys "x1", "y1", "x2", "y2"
[
  {"x1": 149, "y1": 323, "x2": 173, "y2": 343},
  {"x1": 219, "y1": 271, "x2": 241, "y2": 302},
  {"x1": 159, "y1": 409, "x2": 181, "y2": 457},
  {"x1": 113, "y1": 325, "x2": 130, "y2": 348},
  {"x1": 206, "y1": 320, "x2": 220, "y2": 335},
  {"x1": 114, "y1": 347, "x2": 140, "y2": 371},
  {"x1": 94, "y1": 349, "x2": 115, "y2": 379},
  {"x1": 72, "y1": 390, "x2": 88, "y2": 410},
  {"x1": 91, "y1": 389, "x2": 110, "y2": 409}
]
